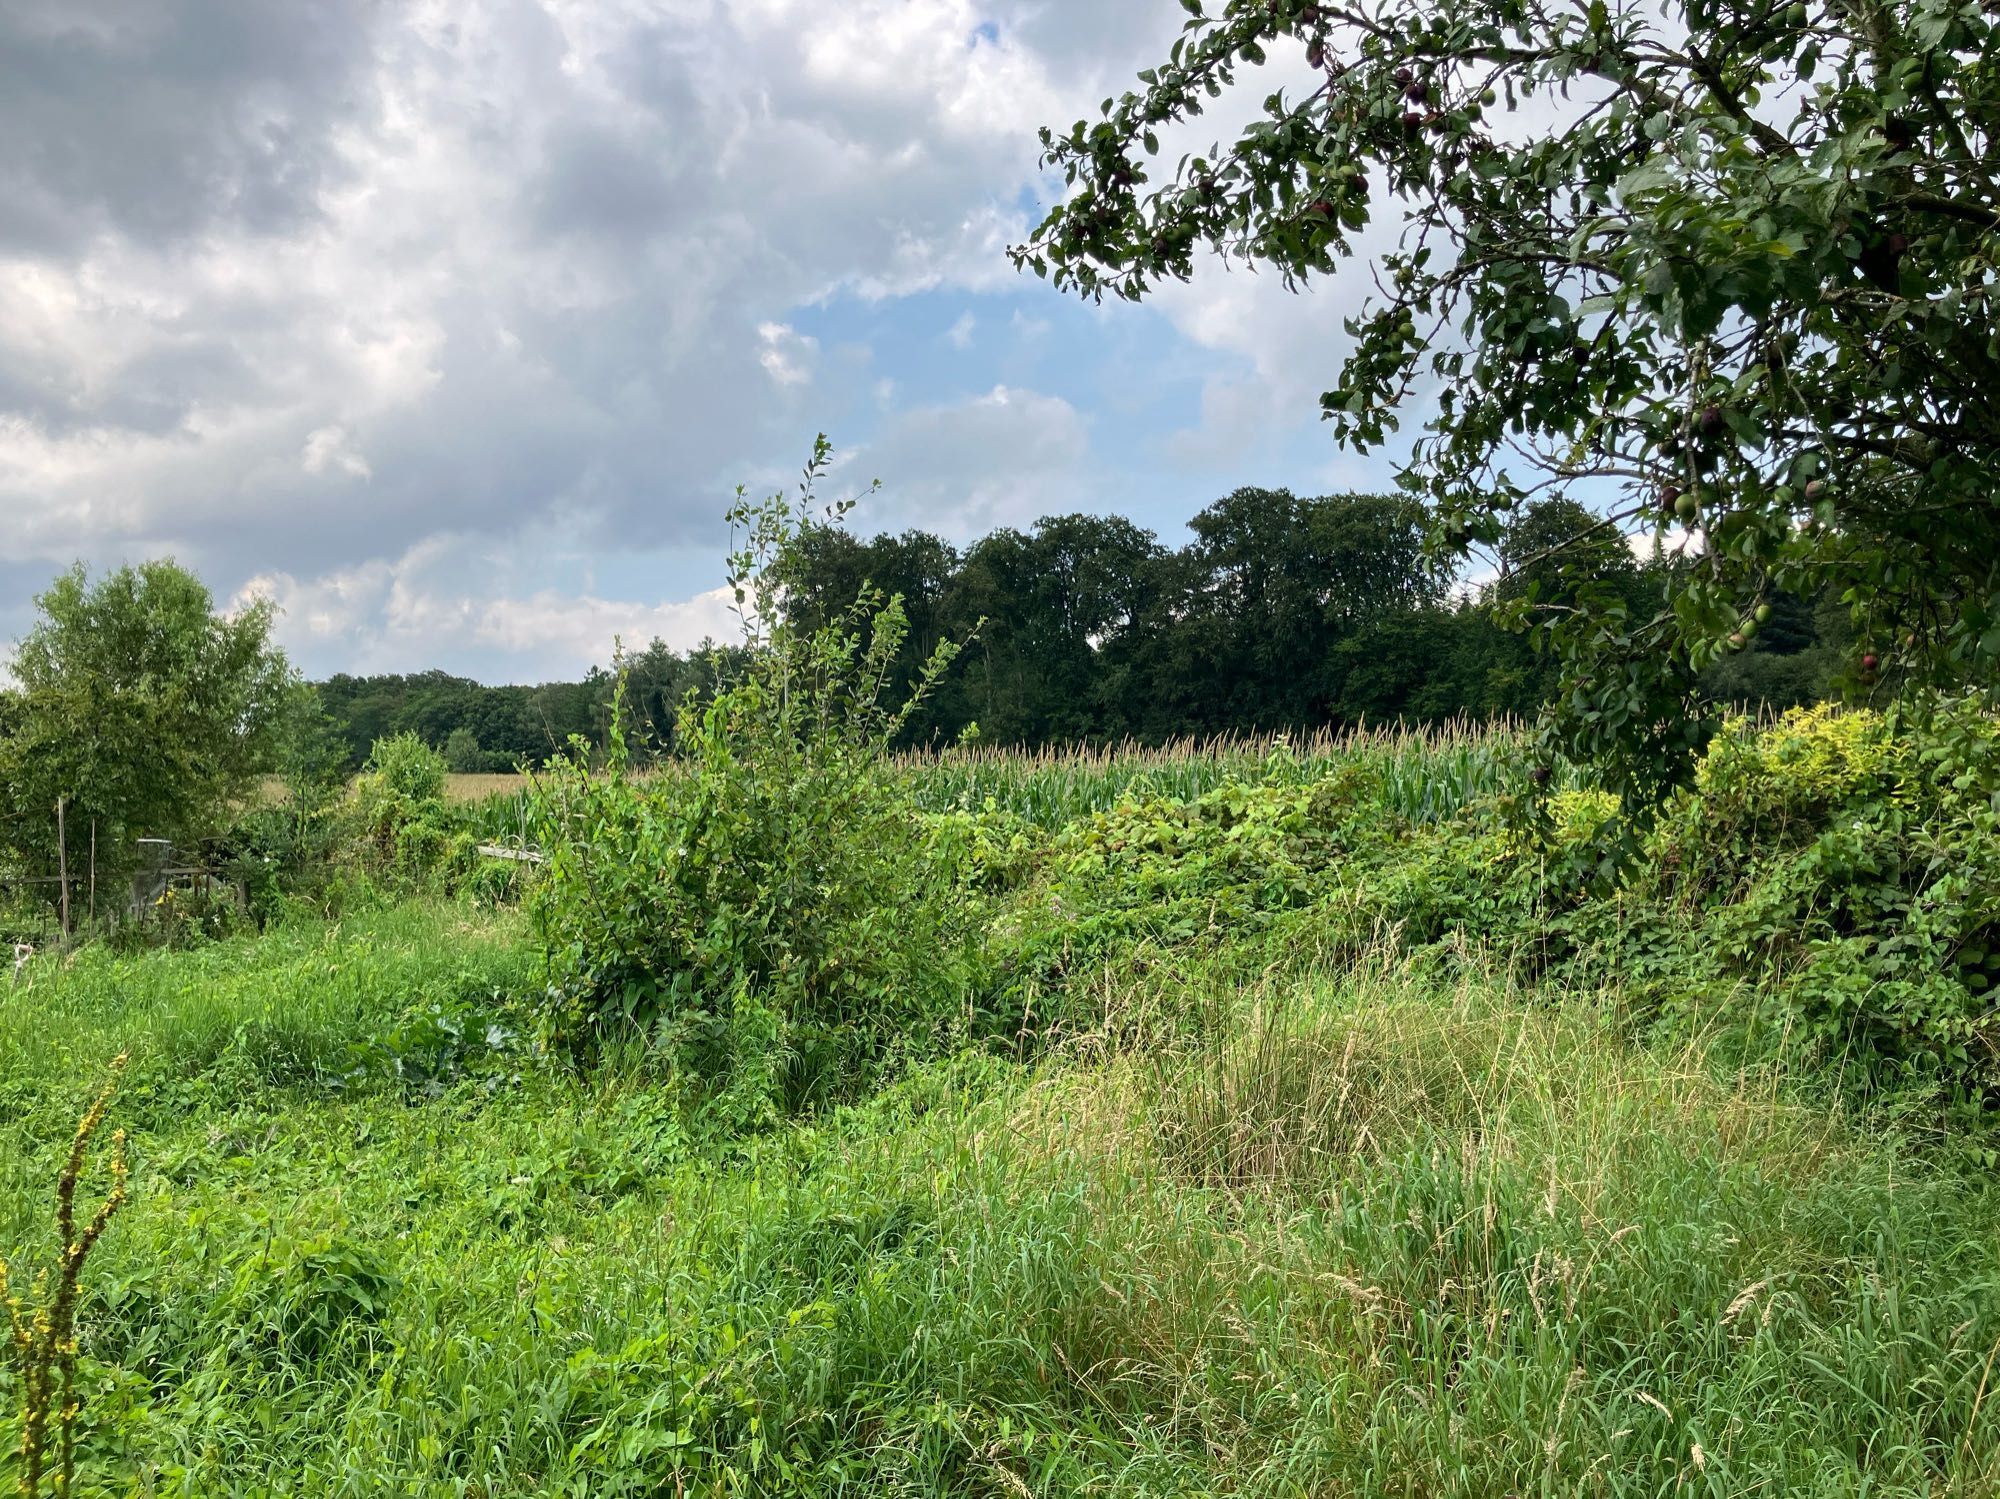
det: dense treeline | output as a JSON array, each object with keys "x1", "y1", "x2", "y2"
[
  {"x1": 317, "y1": 670, "x2": 608, "y2": 771},
  {"x1": 315, "y1": 491, "x2": 1844, "y2": 764},
  {"x1": 315, "y1": 641, "x2": 735, "y2": 770},
  {"x1": 776, "y1": 490, "x2": 1844, "y2": 748}
]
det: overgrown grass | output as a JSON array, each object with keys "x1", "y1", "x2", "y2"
[
  {"x1": 0, "y1": 903, "x2": 531, "y2": 1138},
  {"x1": 443, "y1": 721, "x2": 1541, "y2": 858},
  {"x1": 8, "y1": 706, "x2": 1998, "y2": 1492},
  {"x1": 254, "y1": 771, "x2": 534, "y2": 810},
  {"x1": 4, "y1": 904, "x2": 1997, "y2": 1495}
]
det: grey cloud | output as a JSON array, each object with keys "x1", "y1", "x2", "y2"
[
  {"x1": 0, "y1": 0, "x2": 379, "y2": 255},
  {"x1": 855, "y1": 383, "x2": 1093, "y2": 539},
  {"x1": 530, "y1": 123, "x2": 697, "y2": 239},
  {"x1": 0, "y1": 0, "x2": 1198, "y2": 675},
  {"x1": 993, "y1": 0, "x2": 1177, "y2": 85}
]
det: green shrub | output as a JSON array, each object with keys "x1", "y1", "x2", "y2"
[
  {"x1": 984, "y1": 743, "x2": 1554, "y2": 1034},
  {"x1": 443, "y1": 727, "x2": 486, "y2": 774},
  {"x1": 964, "y1": 699, "x2": 2000, "y2": 1124},
  {"x1": 217, "y1": 1229, "x2": 399, "y2": 1368},
  {"x1": 993, "y1": 767, "x2": 1358, "y2": 994},
  {"x1": 528, "y1": 442, "x2": 978, "y2": 1125},
  {"x1": 346, "y1": 734, "x2": 469, "y2": 892},
  {"x1": 1568, "y1": 699, "x2": 2000, "y2": 1118},
  {"x1": 219, "y1": 691, "x2": 351, "y2": 928},
  {"x1": 918, "y1": 804, "x2": 1040, "y2": 898}
]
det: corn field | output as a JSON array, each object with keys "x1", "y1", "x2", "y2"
[
  {"x1": 457, "y1": 718, "x2": 1569, "y2": 845},
  {"x1": 897, "y1": 718, "x2": 1563, "y2": 826}
]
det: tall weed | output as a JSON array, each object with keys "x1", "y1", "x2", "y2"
[{"x1": 529, "y1": 441, "x2": 980, "y2": 1124}]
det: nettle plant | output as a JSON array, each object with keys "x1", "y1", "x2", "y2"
[
  {"x1": 1014, "y1": 0, "x2": 2000, "y2": 799},
  {"x1": 529, "y1": 440, "x2": 972, "y2": 1125}
]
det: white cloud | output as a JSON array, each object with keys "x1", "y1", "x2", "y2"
[
  {"x1": 946, "y1": 311, "x2": 977, "y2": 349},
  {"x1": 300, "y1": 425, "x2": 372, "y2": 480},
  {"x1": 855, "y1": 383, "x2": 1091, "y2": 537},
  {"x1": 0, "y1": 0, "x2": 1191, "y2": 674},
  {"x1": 755, "y1": 322, "x2": 818, "y2": 387},
  {"x1": 1008, "y1": 308, "x2": 1050, "y2": 340},
  {"x1": 1154, "y1": 231, "x2": 1407, "y2": 477},
  {"x1": 1634, "y1": 525, "x2": 1701, "y2": 561},
  {"x1": 473, "y1": 585, "x2": 739, "y2": 662},
  {"x1": 240, "y1": 536, "x2": 742, "y2": 682}
]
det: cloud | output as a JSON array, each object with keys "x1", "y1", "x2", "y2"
[
  {"x1": 239, "y1": 536, "x2": 742, "y2": 682},
  {"x1": 472, "y1": 585, "x2": 739, "y2": 663},
  {"x1": 0, "y1": 0, "x2": 381, "y2": 258},
  {"x1": 756, "y1": 323, "x2": 818, "y2": 388},
  {"x1": 0, "y1": 3, "x2": 1126, "y2": 526},
  {"x1": 301, "y1": 425, "x2": 372, "y2": 480},
  {"x1": 1153, "y1": 234, "x2": 1408, "y2": 478},
  {"x1": 855, "y1": 383, "x2": 1091, "y2": 538},
  {"x1": 0, "y1": 0, "x2": 1249, "y2": 678},
  {"x1": 1634, "y1": 525, "x2": 1701, "y2": 561}
]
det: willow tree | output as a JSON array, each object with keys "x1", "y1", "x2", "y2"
[{"x1": 1014, "y1": 0, "x2": 1999, "y2": 792}]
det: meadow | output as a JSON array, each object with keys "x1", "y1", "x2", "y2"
[{"x1": 6, "y1": 708, "x2": 2000, "y2": 1495}]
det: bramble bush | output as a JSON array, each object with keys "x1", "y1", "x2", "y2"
[
  {"x1": 988, "y1": 754, "x2": 1361, "y2": 1010},
  {"x1": 1401, "y1": 701, "x2": 2000, "y2": 1122},
  {"x1": 528, "y1": 442, "x2": 980, "y2": 1127},
  {"x1": 970, "y1": 699, "x2": 2000, "y2": 1123},
  {"x1": 1621, "y1": 700, "x2": 2000, "y2": 1118},
  {"x1": 348, "y1": 734, "x2": 468, "y2": 885}
]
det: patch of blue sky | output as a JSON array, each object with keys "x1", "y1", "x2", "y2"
[
  {"x1": 591, "y1": 267, "x2": 1407, "y2": 618},
  {"x1": 784, "y1": 281, "x2": 1299, "y2": 535}
]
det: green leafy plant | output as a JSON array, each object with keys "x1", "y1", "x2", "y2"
[
  {"x1": 0, "y1": 561, "x2": 295, "y2": 923},
  {"x1": 6, "y1": 736, "x2": 2000, "y2": 1491},
  {"x1": 995, "y1": 767, "x2": 1358, "y2": 994},
  {"x1": 345, "y1": 733, "x2": 473, "y2": 892},
  {"x1": 218, "y1": 1229, "x2": 399, "y2": 1369},
  {"x1": 1631, "y1": 698, "x2": 2000, "y2": 1113},
  {"x1": 529, "y1": 439, "x2": 975, "y2": 1123},
  {"x1": 1015, "y1": 0, "x2": 2000, "y2": 797}
]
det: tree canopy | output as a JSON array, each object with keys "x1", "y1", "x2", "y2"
[
  {"x1": 770, "y1": 489, "x2": 1839, "y2": 749},
  {"x1": 298, "y1": 491, "x2": 1840, "y2": 763},
  {"x1": 313, "y1": 645, "x2": 739, "y2": 772},
  {"x1": 1013, "y1": 0, "x2": 1999, "y2": 791},
  {"x1": 0, "y1": 561, "x2": 295, "y2": 907}
]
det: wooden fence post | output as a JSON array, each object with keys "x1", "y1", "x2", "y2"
[{"x1": 56, "y1": 798, "x2": 70, "y2": 942}]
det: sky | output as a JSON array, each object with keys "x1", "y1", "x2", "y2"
[{"x1": 0, "y1": 0, "x2": 1419, "y2": 684}]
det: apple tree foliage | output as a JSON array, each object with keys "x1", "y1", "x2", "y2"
[{"x1": 1012, "y1": 0, "x2": 2000, "y2": 797}]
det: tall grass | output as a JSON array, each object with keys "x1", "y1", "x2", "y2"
[
  {"x1": 8, "y1": 710, "x2": 1995, "y2": 1493},
  {"x1": 0, "y1": 903, "x2": 530, "y2": 1138},
  {"x1": 457, "y1": 782, "x2": 537, "y2": 845},
  {"x1": 452, "y1": 720, "x2": 1566, "y2": 851},
  {"x1": 3, "y1": 914, "x2": 1995, "y2": 1494}
]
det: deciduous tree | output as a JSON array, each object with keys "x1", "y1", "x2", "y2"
[
  {"x1": 1014, "y1": 0, "x2": 2000, "y2": 792},
  {"x1": 0, "y1": 561, "x2": 295, "y2": 909}
]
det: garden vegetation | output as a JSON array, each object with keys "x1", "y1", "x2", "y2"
[
  {"x1": 3, "y1": 448, "x2": 1997, "y2": 1493},
  {"x1": 309, "y1": 485, "x2": 1848, "y2": 771},
  {"x1": 3, "y1": 0, "x2": 1996, "y2": 1476}
]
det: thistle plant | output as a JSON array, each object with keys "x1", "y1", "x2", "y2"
[{"x1": 3, "y1": 1053, "x2": 129, "y2": 1499}]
